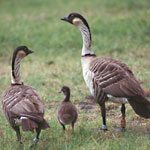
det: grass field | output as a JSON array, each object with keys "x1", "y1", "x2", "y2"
[{"x1": 0, "y1": 0, "x2": 150, "y2": 149}]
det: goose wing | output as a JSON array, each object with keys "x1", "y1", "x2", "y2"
[
  {"x1": 90, "y1": 57, "x2": 150, "y2": 118},
  {"x1": 2, "y1": 85, "x2": 44, "y2": 123},
  {"x1": 90, "y1": 57, "x2": 146, "y2": 100}
]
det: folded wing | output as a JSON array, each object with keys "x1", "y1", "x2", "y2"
[{"x1": 90, "y1": 57, "x2": 150, "y2": 118}]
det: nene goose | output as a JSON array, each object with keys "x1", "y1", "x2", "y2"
[
  {"x1": 1, "y1": 46, "x2": 50, "y2": 146},
  {"x1": 57, "y1": 86, "x2": 78, "y2": 132},
  {"x1": 61, "y1": 13, "x2": 150, "y2": 131}
]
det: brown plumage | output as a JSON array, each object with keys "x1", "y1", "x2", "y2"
[
  {"x1": 90, "y1": 57, "x2": 150, "y2": 118},
  {"x1": 57, "y1": 86, "x2": 78, "y2": 132},
  {"x1": 61, "y1": 13, "x2": 150, "y2": 131},
  {"x1": 1, "y1": 46, "x2": 50, "y2": 146}
]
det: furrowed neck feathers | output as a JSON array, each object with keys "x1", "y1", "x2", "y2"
[
  {"x1": 77, "y1": 22, "x2": 94, "y2": 56},
  {"x1": 11, "y1": 52, "x2": 23, "y2": 84}
]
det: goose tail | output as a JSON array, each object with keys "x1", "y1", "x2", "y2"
[{"x1": 128, "y1": 96, "x2": 150, "y2": 118}]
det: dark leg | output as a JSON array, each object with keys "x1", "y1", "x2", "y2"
[
  {"x1": 61, "y1": 124, "x2": 65, "y2": 131},
  {"x1": 14, "y1": 126, "x2": 22, "y2": 144},
  {"x1": 100, "y1": 104, "x2": 107, "y2": 131},
  {"x1": 59, "y1": 121, "x2": 65, "y2": 131},
  {"x1": 121, "y1": 104, "x2": 126, "y2": 130},
  {"x1": 30, "y1": 128, "x2": 41, "y2": 148},
  {"x1": 71, "y1": 122, "x2": 74, "y2": 133},
  {"x1": 35, "y1": 128, "x2": 41, "y2": 139}
]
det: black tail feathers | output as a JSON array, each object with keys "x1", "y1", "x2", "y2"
[
  {"x1": 39, "y1": 119, "x2": 50, "y2": 129},
  {"x1": 128, "y1": 96, "x2": 150, "y2": 118},
  {"x1": 21, "y1": 117, "x2": 50, "y2": 132},
  {"x1": 21, "y1": 117, "x2": 38, "y2": 132}
]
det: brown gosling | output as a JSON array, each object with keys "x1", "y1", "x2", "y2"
[
  {"x1": 57, "y1": 86, "x2": 78, "y2": 132},
  {"x1": 1, "y1": 46, "x2": 50, "y2": 147}
]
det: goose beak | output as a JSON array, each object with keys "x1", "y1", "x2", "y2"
[
  {"x1": 60, "y1": 16, "x2": 69, "y2": 22},
  {"x1": 27, "y1": 50, "x2": 34, "y2": 55},
  {"x1": 29, "y1": 50, "x2": 34, "y2": 54},
  {"x1": 58, "y1": 90, "x2": 63, "y2": 94}
]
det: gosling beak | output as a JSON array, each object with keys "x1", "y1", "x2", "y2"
[{"x1": 58, "y1": 90, "x2": 63, "y2": 94}]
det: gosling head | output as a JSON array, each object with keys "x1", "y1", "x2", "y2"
[{"x1": 59, "y1": 86, "x2": 70, "y2": 101}]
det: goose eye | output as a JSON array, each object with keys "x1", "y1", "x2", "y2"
[{"x1": 70, "y1": 14, "x2": 73, "y2": 18}]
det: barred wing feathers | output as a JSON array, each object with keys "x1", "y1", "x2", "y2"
[
  {"x1": 2, "y1": 85, "x2": 45, "y2": 123},
  {"x1": 89, "y1": 57, "x2": 150, "y2": 118}
]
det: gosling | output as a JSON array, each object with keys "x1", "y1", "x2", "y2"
[{"x1": 57, "y1": 86, "x2": 78, "y2": 132}]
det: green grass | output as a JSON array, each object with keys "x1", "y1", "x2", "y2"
[{"x1": 0, "y1": 0, "x2": 150, "y2": 149}]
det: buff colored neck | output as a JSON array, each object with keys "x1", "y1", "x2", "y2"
[{"x1": 76, "y1": 20, "x2": 94, "y2": 56}]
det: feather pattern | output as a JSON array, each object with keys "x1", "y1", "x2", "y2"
[
  {"x1": 11, "y1": 56, "x2": 22, "y2": 84},
  {"x1": 82, "y1": 56, "x2": 150, "y2": 118},
  {"x1": 2, "y1": 85, "x2": 46, "y2": 129},
  {"x1": 57, "y1": 101, "x2": 78, "y2": 125},
  {"x1": 89, "y1": 57, "x2": 145, "y2": 98}
]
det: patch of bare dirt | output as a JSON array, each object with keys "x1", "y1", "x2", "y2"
[
  {"x1": 45, "y1": 100, "x2": 59, "y2": 109},
  {"x1": 85, "y1": 95, "x2": 95, "y2": 104},
  {"x1": 130, "y1": 116, "x2": 146, "y2": 125},
  {"x1": 106, "y1": 104, "x2": 119, "y2": 112},
  {"x1": 107, "y1": 112, "x2": 120, "y2": 119},
  {"x1": 79, "y1": 102, "x2": 95, "y2": 110}
]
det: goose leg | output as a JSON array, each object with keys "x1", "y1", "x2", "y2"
[
  {"x1": 100, "y1": 104, "x2": 107, "y2": 131},
  {"x1": 120, "y1": 104, "x2": 126, "y2": 131},
  {"x1": 60, "y1": 122, "x2": 66, "y2": 131},
  {"x1": 14, "y1": 126, "x2": 22, "y2": 144},
  {"x1": 30, "y1": 128, "x2": 41, "y2": 148},
  {"x1": 71, "y1": 122, "x2": 74, "y2": 133},
  {"x1": 115, "y1": 104, "x2": 126, "y2": 132}
]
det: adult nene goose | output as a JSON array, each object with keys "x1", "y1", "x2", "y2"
[
  {"x1": 61, "y1": 13, "x2": 150, "y2": 131},
  {"x1": 1, "y1": 46, "x2": 50, "y2": 147}
]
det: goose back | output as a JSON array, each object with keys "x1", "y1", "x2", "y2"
[
  {"x1": 2, "y1": 84, "x2": 45, "y2": 127},
  {"x1": 89, "y1": 57, "x2": 145, "y2": 98},
  {"x1": 57, "y1": 101, "x2": 78, "y2": 125}
]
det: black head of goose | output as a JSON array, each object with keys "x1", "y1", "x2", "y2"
[
  {"x1": 1, "y1": 46, "x2": 50, "y2": 147},
  {"x1": 61, "y1": 13, "x2": 150, "y2": 131},
  {"x1": 57, "y1": 86, "x2": 78, "y2": 132}
]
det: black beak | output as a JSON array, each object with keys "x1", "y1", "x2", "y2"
[
  {"x1": 58, "y1": 90, "x2": 63, "y2": 94},
  {"x1": 60, "y1": 16, "x2": 69, "y2": 22},
  {"x1": 27, "y1": 50, "x2": 34, "y2": 55},
  {"x1": 29, "y1": 50, "x2": 34, "y2": 53}
]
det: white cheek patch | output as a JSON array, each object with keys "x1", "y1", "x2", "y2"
[
  {"x1": 18, "y1": 51, "x2": 26, "y2": 58},
  {"x1": 73, "y1": 18, "x2": 82, "y2": 26}
]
